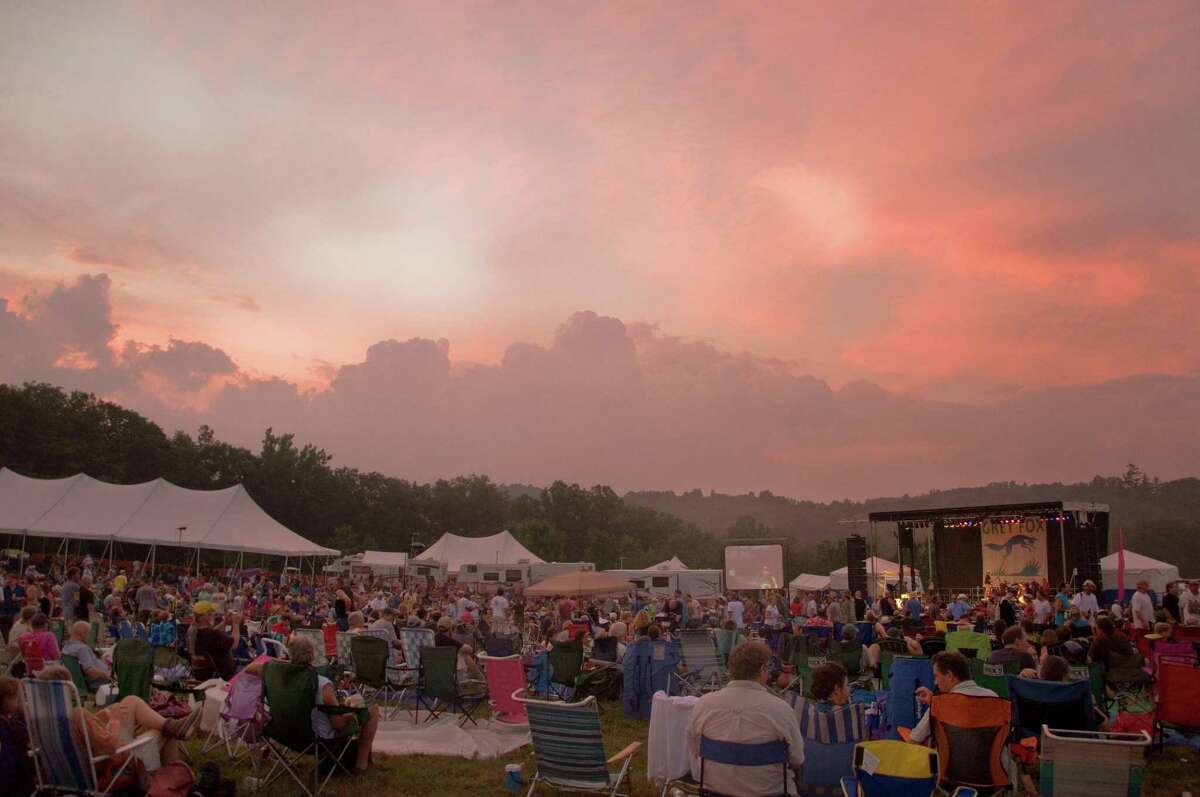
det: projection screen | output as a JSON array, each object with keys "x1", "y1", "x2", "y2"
[{"x1": 724, "y1": 543, "x2": 784, "y2": 590}]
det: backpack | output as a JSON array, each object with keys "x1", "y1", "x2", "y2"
[{"x1": 147, "y1": 761, "x2": 195, "y2": 797}]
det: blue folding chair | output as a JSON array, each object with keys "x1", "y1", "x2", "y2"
[
  {"x1": 840, "y1": 740, "x2": 977, "y2": 797},
  {"x1": 699, "y1": 736, "x2": 795, "y2": 797},
  {"x1": 790, "y1": 697, "x2": 869, "y2": 796},
  {"x1": 885, "y1": 656, "x2": 933, "y2": 739},
  {"x1": 1006, "y1": 676, "x2": 1096, "y2": 742},
  {"x1": 622, "y1": 639, "x2": 680, "y2": 719}
]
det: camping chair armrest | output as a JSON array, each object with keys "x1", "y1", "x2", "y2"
[
  {"x1": 606, "y1": 741, "x2": 642, "y2": 765},
  {"x1": 840, "y1": 776, "x2": 856, "y2": 797},
  {"x1": 950, "y1": 789, "x2": 978, "y2": 797},
  {"x1": 108, "y1": 732, "x2": 158, "y2": 758},
  {"x1": 316, "y1": 704, "x2": 361, "y2": 716}
]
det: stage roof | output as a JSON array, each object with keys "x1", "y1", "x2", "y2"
[{"x1": 867, "y1": 500, "x2": 1109, "y2": 523}]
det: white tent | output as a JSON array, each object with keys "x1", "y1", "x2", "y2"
[
  {"x1": 361, "y1": 550, "x2": 408, "y2": 570},
  {"x1": 0, "y1": 467, "x2": 337, "y2": 557},
  {"x1": 829, "y1": 556, "x2": 920, "y2": 591},
  {"x1": 1101, "y1": 549, "x2": 1180, "y2": 594},
  {"x1": 649, "y1": 556, "x2": 688, "y2": 571},
  {"x1": 413, "y1": 530, "x2": 543, "y2": 572},
  {"x1": 789, "y1": 573, "x2": 831, "y2": 591}
]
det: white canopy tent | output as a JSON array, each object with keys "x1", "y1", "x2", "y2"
[
  {"x1": 413, "y1": 530, "x2": 543, "y2": 572},
  {"x1": 0, "y1": 468, "x2": 338, "y2": 570},
  {"x1": 789, "y1": 573, "x2": 831, "y2": 592},
  {"x1": 1101, "y1": 549, "x2": 1180, "y2": 595},
  {"x1": 829, "y1": 556, "x2": 921, "y2": 592},
  {"x1": 649, "y1": 556, "x2": 689, "y2": 571}
]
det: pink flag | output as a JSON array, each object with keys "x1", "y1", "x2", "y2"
[{"x1": 1116, "y1": 529, "x2": 1126, "y2": 604}]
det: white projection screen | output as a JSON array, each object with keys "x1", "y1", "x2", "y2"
[{"x1": 724, "y1": 544, "x2": 784, "y2": 590}]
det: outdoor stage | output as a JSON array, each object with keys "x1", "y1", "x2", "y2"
[{"x1": 867, "y1": 501, "x2": 1110, "y2": 597}]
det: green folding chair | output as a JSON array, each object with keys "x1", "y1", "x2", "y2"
[
  {"x1": 114, "y1": 638, "x2": 153, "y2": 702},
  {"x1": 49, "y1": 618, "x2": 65, "y2": 646},
  {"x1": 260, "y1": 659, "x2": 361, "y2": 797},
  {"x1": 62, "y1": 653, "x2": 94, "y2": 697},
  {"x1": 549, "y1": 638, "x2": 584, "y2": 700},
  {"x1": 967, "y1": 659, "x2": 1021, "y2": 698},
  {"x1": 418, "y1": 645, "x2": 488, "y2": 726},
  {"x1": 515, "y1": 690, "x2": 641, "y2": 796},
  {"x1": 350, "y1": 634, "x2": 405, "y2": 720},
  {"x1": 945, "y1": 630, "x2": 992, "y2": 661}
]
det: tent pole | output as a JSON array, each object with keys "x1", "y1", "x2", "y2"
[
  {"x1": 19, "y1": 533, "x2": 26, "y2": 574},
  {"x1": 196, "y1": 546, "x2": 201, "y2": 579}
]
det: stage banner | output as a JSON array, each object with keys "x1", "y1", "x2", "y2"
[{"x1": 980, "y1": 517, "x2": 1048, "y2": 581}]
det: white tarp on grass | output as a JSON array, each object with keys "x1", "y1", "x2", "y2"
[
  {"x1": 0, "y1": 467, "x2": 337, "y2": 556},
  {"x1": 373, "y1": 715, "x2": 529, "y2": 759}
]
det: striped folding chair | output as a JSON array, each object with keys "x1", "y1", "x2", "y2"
[
  {"x1": 671, "y1": 629, "x2": 727, "y2": 696},
  {"x1": 396, "y1": 627, "x2": 435, "y2": 721},
  {"x1": 515, "y1": 690, "x2": 640, "y2": 796},
  {"x1": 21, "y1": 676, "x2": 156, "y2": 797},
  {"x1": 788, "y1": 697, "x2": 869, "y2": 796},
  {"x1": 292, "y1": 628, "x2": 328, "y2": 669}
]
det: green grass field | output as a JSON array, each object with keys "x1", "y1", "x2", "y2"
[{"x1": 182, "y1": 706, "x2": 1199, "y2": 796}]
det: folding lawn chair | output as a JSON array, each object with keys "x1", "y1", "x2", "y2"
[
  {"x1": 1007, "y1": 676, "x2": 1096, "y2": 743},
  {"x1": 19, "y1": 637, "x2": 46, "y2": 674},
  {"x1": 260, "y1": 636, "x2": 288, "y2": 659},
  {"x1": 714, "y1": 628, "x2": 743, "y2": 665},
  {"x1": 62, "y1": 653, "x2": 97, "y2": 700},
  {"x1": 671, "y1": 629, "x2": 727, "y2": 695},
  {"x1": 292, "y1": 628, "x2": 329, "y2": 669},
  {"x1": 884, "y1": 656, "x2": 933, "y2": 739},
  {"x1": 622, "y1": 639, "x2": 680, "y2": 719},
  {"x1": 201, "y1": 670, "x2": 265, "y2": 766},
  {"x1": 113, "y1": 637, "x2": 153, "y2": 702},
  {"x1": 418, "y1": 645, "x2": 488, "y2": 726},
  {"x1": 334, "y1": 631, "x2": 354, "y2": 671},
  {"x1": 697, "y1": 736, "x2": 796, "y2": 796},
  {"x1": 1155, "y1": 658, "x2": 1200, "y2": 746},
  {"x1": 829, "y1": 639, "x2": 870, "y2": 685},
  {"x1": 1039, "y1": 726, "x2": 1151, "y2": 797},
  {"x1": 22, "y1": 676, "x2": 157, "y2": 797},
  {"x1": 1067, "y1": 662, "x2": 1106, "y2": 714},
  {"x1": 967, "y1": 659, "x2": 1020, "y2": 699},
  {"x1": 927, "y1": 692, "x2": 1012, "y2": 795},
  {"x1": 590, "y1": 635, "x2": 619, "y2": 662},
  {"x1": 515, "y1": 690, "x2": 640, "y2": 796},
  {"x1": 944, "y1": 630, "x2": 991, "y2": 662},
  {"x1": 259, "y1": 659, "x2": 361, "y2": 797},
  {"x1": 789, "y1": 697, "x2": 869, "y2": 796},
  {"x1": 549, "y1": 638, "x2": 585, "y2": 700},
  {"x1": 395, "y1": 627, "x2": 435, "y2": 716},
  {"x1": 480, "y1": 654, "x2": 528, "y2": 724},
  {"x1": 49, "y1": 618, "x2": 65, "y2": 646},
  {"x1": 840, "y1": 739, "x2": 978, "y2": 797},
  {"x1": 350, "y1": 634, "x2": 406, "y2": 720}
]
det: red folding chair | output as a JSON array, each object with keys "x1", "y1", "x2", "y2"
[
  {"x1": 1155, "y1": 659, "x2": 1200, "y2": 747},
  {"x1": 321, "y1": 624, "x2": 338, "y2": 660},
  {"x1": 19, "y1": 638, "x2": 46, "y2": 674}
]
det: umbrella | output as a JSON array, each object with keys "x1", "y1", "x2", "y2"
[{"x1": 526, "y1": 570, "x2": 634, "y2": 597}]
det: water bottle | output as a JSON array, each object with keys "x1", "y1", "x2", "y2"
[
  {"x1": 503, "y1": 763, "x2": 524, "y2": 792},
  {"x1": 242, "y1": 776, "x2": 263, "y2": 792}
]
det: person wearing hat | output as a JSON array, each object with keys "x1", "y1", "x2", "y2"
[
  {"x1": 1072, "y1": 580, "x2": 1099, "y2": 623},
  {"x1": 948, "y1": 593, "x2": 972, "y2": 620}
]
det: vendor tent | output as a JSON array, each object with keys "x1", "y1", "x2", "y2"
[
  {"x1": 0, "y1": 467, "x2": 337, "y2": 557},
  {"x1": 789, "y1": 573, "x2": 831, "y2": 592},
  {"x1": 362, "y1": 550, "x2": 408, "y2": 570},
  {"x1": 649, "y1": 556, "x2": 688, "y2": 571},
  {"x1": 525, "y1": 570, "x2": 632, "y2": 597},
  {"x1": 413, "y1": 530, "x2": 542, "y2": 572},
  {"x1": 829, "y1": 556, "x2": 920, "y2": 592},
  {"x1": 1101, "y1": 549, "x2": 1179, "y2": 595}
]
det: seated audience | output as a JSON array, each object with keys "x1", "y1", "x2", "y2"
[
  {"x1": 687, "y1": 641, "x2": 804, "y2": 796},
  {"x1": 0, "y1": 676, "x2": 33, "y2": 797},
  {"x1": 910, "y1": 651, "x2": 997, "y2": 743},
  {"x1": 988, "y1": 626, "x2": 1038, "y2": 671},
  {"x1": 61, "y1": 620, "x2": 110, "y2": 692},
  {"x1": 18, "y1": 613, "x2": 59, "y2": 663},
  {"x1": 1088, "y1": 615, "x2": 1134, "y2": 668}
]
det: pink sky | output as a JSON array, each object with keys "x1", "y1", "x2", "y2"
[{"x1": 1, "y1": 3, "x2": 1197, "y2": 498}]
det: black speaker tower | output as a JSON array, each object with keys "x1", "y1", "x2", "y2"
[{"x1": 846, "y1": 534, "x2": 868, "y2": 594}]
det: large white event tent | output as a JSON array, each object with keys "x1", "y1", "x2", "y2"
[
  {"x1": 413, "y1": 530, "x2": 542, "y2": 572},
  {"x1": 0, "y1": 467, "x2": 337, "y2": 572},
  {"x1": 649, "y1": 556, "x2": 688, "y2": 571},
  {"x1": 1101, "y1": 549, "x2": 1180, "y2": 594},
  {"x1": 789, "y1": 573, "x2": 831, "y2": 592},
  {"x1": 829, "y1": 556, "x2": 920, "y2": 592}
]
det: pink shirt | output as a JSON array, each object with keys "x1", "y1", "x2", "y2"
[{"x1": 20, "y1": 630, "x2": 60, "y2": 662}]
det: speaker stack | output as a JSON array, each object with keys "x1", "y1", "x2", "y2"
[{"x1": 846, "y1": 534, "x2": 868, "y2": 594}]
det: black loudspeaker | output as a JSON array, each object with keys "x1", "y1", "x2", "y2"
[
  {"x1": 898, "y1": 525, "x2": 914, "y2": 548},
  {"x1": 846, "y1": 535, "x2": 868, "y2": 594}
]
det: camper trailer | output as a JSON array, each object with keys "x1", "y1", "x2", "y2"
[
  {"x1": 603, "y1": 569, "x2": 725, "y2": 599},
  {"x1": 527, "y1": 561, "x2": 595, "y2": 585},
  {"x1": 405, "y1": 560, "x2": 449, "y2": 581},
  {"x1": 458, "y1": 562, "x2": 530, "y2": 587}
]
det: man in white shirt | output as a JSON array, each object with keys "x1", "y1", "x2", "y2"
[
  {"x1": 910, "y1": 651, "x2": 999, "y2": 743},
  {"x1": 1130, "y1": 581, "x2": 1155, "y2": 630},
  {"x1": 1183, "y1": 581, "x2": 1200, "y2": 626},
  {"x1": 726, "y1": 595, "x2": 745, "y2": 628},
  {"x1": 490, "y1": 587, "x2": 510, "y2": 632},
  {"x1": 1071, "y1": 580, "x2": 1100, "y2": 622},
  {"x1": 687, "y1": 641, "x2": 804, "y2": 796}
]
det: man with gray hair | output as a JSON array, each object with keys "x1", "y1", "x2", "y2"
[
  {"x1": 245, "y1": 635, "x2": 382, "y2": 773},
  {"x1": 62, "y1": 620, "x2": 110, "y2": 691},
  {"x1": 686, "y1": 640, "x2": 804, "y2": 796}
]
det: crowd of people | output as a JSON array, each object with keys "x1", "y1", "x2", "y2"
[{"x1": 0, "y1": 548, "x2": 1196, "y2": 795}]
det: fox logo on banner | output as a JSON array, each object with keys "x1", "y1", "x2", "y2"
[{"x1": 980, "y1": 517, "x2": 1047, "y2": 581}]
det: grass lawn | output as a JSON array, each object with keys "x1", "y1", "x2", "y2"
[{"x1": 183, "y1": 705, "x2": 1198, "y2": 796}]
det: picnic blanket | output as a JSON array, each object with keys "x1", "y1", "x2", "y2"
[{"x1": 372, "y1": 715, "x2": 530, "y2": 759}]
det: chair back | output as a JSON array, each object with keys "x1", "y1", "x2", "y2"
[
  {"x1": 1156, "y1": 659, "x2": 1200, "y2": 730},
  {"x1": 350, "y1": 635, "x2": 390, "y2": 687},
  {"x1": 321, "y1": 623, "x2": 338, "y2": 658},
  {"x1": 397, "y1": 627, "x2": 436, "y2": 685},
  {"x1": 87, "y1": 620, "x2": 101, "y2": 647},
  {"x1": 419, "y1": 645, "x2": 459, "y2": 702},
  {"x1": 590, "y1": 635, "x2": 618, "y2": 662},
  {"x1": 714, "y1": 628, "x2": 741, "y2": 662},
  {"x1": 549, "y1": 639, "x2": 584, "y2": 687},
  {"x1": 479, "y1": 654, "x2": 527, "y2": 723},
  {"x1": 856, "y1": 622, "x2": 876, "y2": 646},
  {"x1": 832, "y1": 639, "x2": 865, "y2": 677},
  {"x1": 261, "y1": 660, "x2": 318, "y2": 753},
  {"x1": 944, "y1": 630, "x2": 991, "y2": 661},
  {"x1": 484, "y1": 631, "x2": 518, "y2": 657},
  {"x1": 929, "y1": 692, "x2": 1011, "y2": 789},
  {"x1": 1039, "y1": 727, "x2": 1151, "y2": 797},
  {"x1": 224, "y1": 671, "x2": 264, "y2": 722},
  {"x1": 260, "y1": 637, "x2": 287, "y2": 659},
  {"x1": 678, "y1": 629, "x2": 722, "y2": 679},
  {"x1": 968, "y1": 659, "x2": 1020, "y2": 698},
  {"x1": 21, "y1": 676, "x2": 98, "y2": 793},
  {"x1": 621, "y1": 638, "x2": 681, "y2": 719},
  {"x1": 334, "y1": 631, "x2": 355, "y2": 668},
  {"x1": 790, "y1": 699, "x2": 868, "y2": 795},
  {"x1": 885, "y1": 656, "x2": 934, "y2": 738},
  {"x1": 292, "y1": 628, "x2": 327, "y2": 667},
  {"x1": 1066, "y1": 661, "x2": 1106, "y2": 711},
  {"x1": 919, "y1": 638, "x2": 946, "y2": 656},
  {"x1": 1104, "y1": 649, "x2": 1150, "y2": 686},
  {"x1": 699, "y1": 735, "x2": 790, "y2": 794},
  {"x1": 49, "y1": 618, "x2": 65, "y2": 645},
  {"x1": 61, "y1": 654, "x2": 91, "y2": 695},
  {"x1": 1007, "y1": 676, "x2": 1094, "y2": 740},
  {"x1": 19, "y1": 638, "x2": 46, "y2": 674},
  {"x1": 518, "y1": 692, "x2": 611, "y2": 789},
  {"x1": 847, "y1": 739, "x2": 939, "y2": 796},
  {"x1": 114, "y1": 638, "x2": 153, "y2": 701}
]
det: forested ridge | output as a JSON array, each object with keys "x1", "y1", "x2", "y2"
[{"x1": 3, "y1": 382, "x2": 1197, "y2": 576}]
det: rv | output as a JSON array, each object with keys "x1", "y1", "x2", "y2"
[
  {"x1": 602, "y1": 569, "x2": 725, "y2": 599},
  {"x1": 527, "y1": 561, "x2": 595, "y2": 585},
  {"x1": 458, "y1": 562, "x2": 530, "y2": 587},
  {"x1": 405, "y1": 560, "x2": 449, "y2": 581}
]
